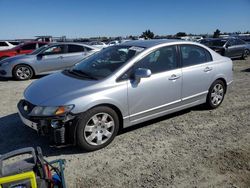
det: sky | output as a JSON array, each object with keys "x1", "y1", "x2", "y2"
[{"x1": 0, "y1": 0, "x2": 249, "y2": 39}]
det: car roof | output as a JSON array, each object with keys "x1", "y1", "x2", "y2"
[
  {"x1": 45, "y1": 42, "x2": 99, "y2": 50},
  {"x1": 123, "y1": 39, "x2": 182, "y2": 48}
]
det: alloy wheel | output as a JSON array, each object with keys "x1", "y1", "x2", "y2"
[
  {"x1": 211, "y1": 83, "x2": 224, "y2": 106},
  {"x1": 16, "y1": 66, "x2": 31, "y2": 80},
  {"x1": 84, "y1": 113, "x2": 115, "y2": 146}
]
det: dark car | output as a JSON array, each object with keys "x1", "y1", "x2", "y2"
[{"x1": 200, "y1": 38, "x2": 250, "y2": 59}]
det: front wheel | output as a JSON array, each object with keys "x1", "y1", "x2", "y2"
[
  {"x1": 76, "y1": 106, "x2": 119, "y2": 151},
  {"x1": 13, "y1": 65, "x2": 33, "y2": 80},
  {"x1": 206, "y1": 80, "x2": 226, "y2": 109}
]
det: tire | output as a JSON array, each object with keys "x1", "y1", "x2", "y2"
[
  {"x1": 76, "y1": 106, "x2": 119, "y2": 151},
  {"x1": 13, "y1": 65, "x2": 33, "y2": 80},
  {"x1": 206, "y1": 80, "x2": 226, "y2": 109},
  {"x1": 241, "y1": 49, "x2": 249, "y2": 60}
]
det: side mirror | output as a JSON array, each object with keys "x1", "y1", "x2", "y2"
[
  {"x1": 133, "y1": 68, "x2": 151, "y2": 83},
  {"x1": 37, "y1": 53, "x2": 44, "y2": 59}
]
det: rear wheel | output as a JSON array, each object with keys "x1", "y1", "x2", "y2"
[
  {"x1": 13, "y1": 65, "x2": 33, "y2": 80},
  {"x1": 76, "y1": 106, "x2": 119, "y2": 151},
  {"x1": 206, "y1": 80, "x2": 226, "y2": 109},
  {"x1": 242, "y1": 49, "x2": 249, "y2": 60}
]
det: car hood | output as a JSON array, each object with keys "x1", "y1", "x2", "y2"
[{"x1": 24, "y1": 71, "x2": 100, "y2": 105}]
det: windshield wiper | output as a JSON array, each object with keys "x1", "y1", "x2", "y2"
[{"x1": 69, "y1": 69, "x2": 98, "y2": 80}]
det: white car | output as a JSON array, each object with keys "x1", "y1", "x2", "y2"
[
  {"x1": 89, "y1": 41, "x2": 107, "y2": 49},
  {"x1": 107, "y1": 40, "x2": 120, "y2": 46},
  {"x1": 0, "y1": 41, "x2": 19, "y2": 51}
]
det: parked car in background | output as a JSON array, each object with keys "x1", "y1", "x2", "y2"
[
  {"x1": 0, "y1": 41, "x2": 48, "y2": 61},
  {"x1": 18, "y1": 39, "x2": 233, "y2": 151},
  {"x1": 0, "y1": 43, "x2": 99, "y2": 80},
  {"x1": 89, "y1": 41, "x2": 107, "y2": 49},
  {"x1": 200, "y1": 38, "x2": 250, "y2": 59},
  {"x1": 0, "y1": 41, "x2": 16, "y2": 51},
  {"x1": 107, "y1": 40, "x2": 120, "y2": 46}
]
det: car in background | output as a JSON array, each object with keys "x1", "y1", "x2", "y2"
[
  {"x1": 107, "y1": 40, "x2": 120, "y2": 46},
  {"x1": 18, "y1": 40, "x2": 233, "y2": 151},
  {"x1": 89, "y1": 41, "x2": 107, "y2": 49},
  {"x1": 200, "y1": 38, "x2": 250, "y2": 59},
  {"x1": 0, "y1": 41, "x2": 48, "y2": 60},
  {"x1": 0, "y1": 41, "x2": 16, "y2": 51},
  {"x1": 0, "y1": 43, "x2": 99, "y2": 80}
]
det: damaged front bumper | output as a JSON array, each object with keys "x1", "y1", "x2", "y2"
[{"x1": 17, "y1": 99, "x2": 77, "y2": 146}]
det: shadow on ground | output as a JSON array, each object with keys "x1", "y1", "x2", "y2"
[
  {"x1": 0, "y1": 107, "x2": 195, "y2": 156},
  {"x1": 0, "y1": 75, "x2": 45, "y2": 82},
  {"x1": 0, "y1": 113, "x2": 81, "y2": 156},
  {"x1": 241, "y1": 68, "x2": 250, "y2": 72}
]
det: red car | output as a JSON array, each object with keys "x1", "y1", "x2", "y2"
[{"x1": 0, "y1": 41, "x2": 48, "y2": 60}]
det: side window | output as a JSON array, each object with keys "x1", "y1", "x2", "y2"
[
  {"x1": 0, "y1": 42, "x2": 8, "y2": 46},
  {"x1": 134, "y1": 46, "x2": 178, "y2": 74},
  {"x1": 38, "y1": 43, "x2": 47, "y2": 48},
  {"x1": 235, "y1": 39, "x2": 245, "y2": 45},
  {"x1": 68, "y1": 45, "x2": 85, "y2": 53},
  {"x1": 43, "y1": 45, "x2": 65, "y2": 55},
  {"x1": 180, "y1": 45, "x2": 211, "y2": 67},
  {"x1": 21, "y1": 43, "x2": 36, "y2": 50}
]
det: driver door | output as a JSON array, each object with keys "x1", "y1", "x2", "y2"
[
  {"x1": 35, "y1": 45, "x2": 68, "y2": 73},
  {"x1": 127, "y1": 45, "x2": 182, "y2": 124}
]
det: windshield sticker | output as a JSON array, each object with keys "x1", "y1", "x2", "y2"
[{"x1": 129, "y1": 46, "x2": 144, "y2": 52}]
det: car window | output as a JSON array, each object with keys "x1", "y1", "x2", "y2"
[
  {"x1": 38, "y1": 43, "x2": 47, "y2": 48},
  {"x1": 9, "y1": 41, "x2": 20, "y2": 45},
  {"x1": 134, "y1": 45, "x2": 178, "y2": 74},
  {"x1": 0, "y1": 42, "x2": 8, "y2": 46},
  {"x1": 235, "y1": 39, "x2": 245, "y2": 45},
  {"x1": 21, "y1": 43, "x2": 37, "y2": 50},
  {"x1": 180, "y1": 45, "x2": 211, "y2": 67},
  {"x1": 70, "y1": 45, "x2": 145, "y2": 79},
  {"x1": 43, "y1": 45, "x2": 65, "y2": 55},
  {"x1": 68, "y1": 45, "x2": 85, "y2": 53}
]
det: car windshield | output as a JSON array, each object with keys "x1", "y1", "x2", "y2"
[
  {"x1": 201, "y1": 39, "x2": 227, "y2": 47},
  {"x1": 29, "y1": 45, "x2": 48, "y2": 55},
  {"x1": 69, "y1": 45, "x2": 145, "y2": 80}
]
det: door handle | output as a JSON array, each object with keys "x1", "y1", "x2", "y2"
[
  {"x1": 168, "y1": 74, "x2": 181, "y2": 80},
  {"x1": 204, "y1": 67, "x2": 213, "y2": 72},
  {"x1": 58, "y1": 56, "x2": 64, "y2": 59}
]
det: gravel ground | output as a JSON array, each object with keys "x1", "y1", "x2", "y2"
[{"x1": 0, "y1": 58, "x2": 249, "y2": 188}]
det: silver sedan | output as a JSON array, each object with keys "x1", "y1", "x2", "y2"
[
  {"x1": 0, "y1": 43, "x2": 99, "y2": 80},
  {"x1": 18, "y1": 39, "x2": 233, "y2": 151}
]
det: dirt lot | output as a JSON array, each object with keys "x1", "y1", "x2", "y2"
[{"x1": 0, "y1": 58, "x2": 250, "y2": 188}]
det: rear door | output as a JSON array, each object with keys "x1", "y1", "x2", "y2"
[
  {"x1": 180, "y1": 44, "x2": 215, "y2": 104},
  {"x1": 61, "y1": 44, "x2": 90, "y2": 69}
]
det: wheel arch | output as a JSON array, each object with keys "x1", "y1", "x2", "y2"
[
  {"x1": 12, "y1": 63, "x2": 36, "y2": 77},
  {"x1": 212, "y1": 77, "x2": 227, "y2": 93}
]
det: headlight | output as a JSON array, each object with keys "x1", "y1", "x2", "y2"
[{"x1": 29, "y1": 105, "x2": 74, "y2": 116}]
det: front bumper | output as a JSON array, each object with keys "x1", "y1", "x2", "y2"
[
  {"x1": 17, "y1": 99, "x2": 77, "y2": 146},
  {"x1": 0, "y1": 64, "x2": 13, "y2": 77}
]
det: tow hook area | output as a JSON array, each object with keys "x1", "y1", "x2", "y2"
[{"x1": 48, "y1": 114, "x2": 76, "y2": 147}]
